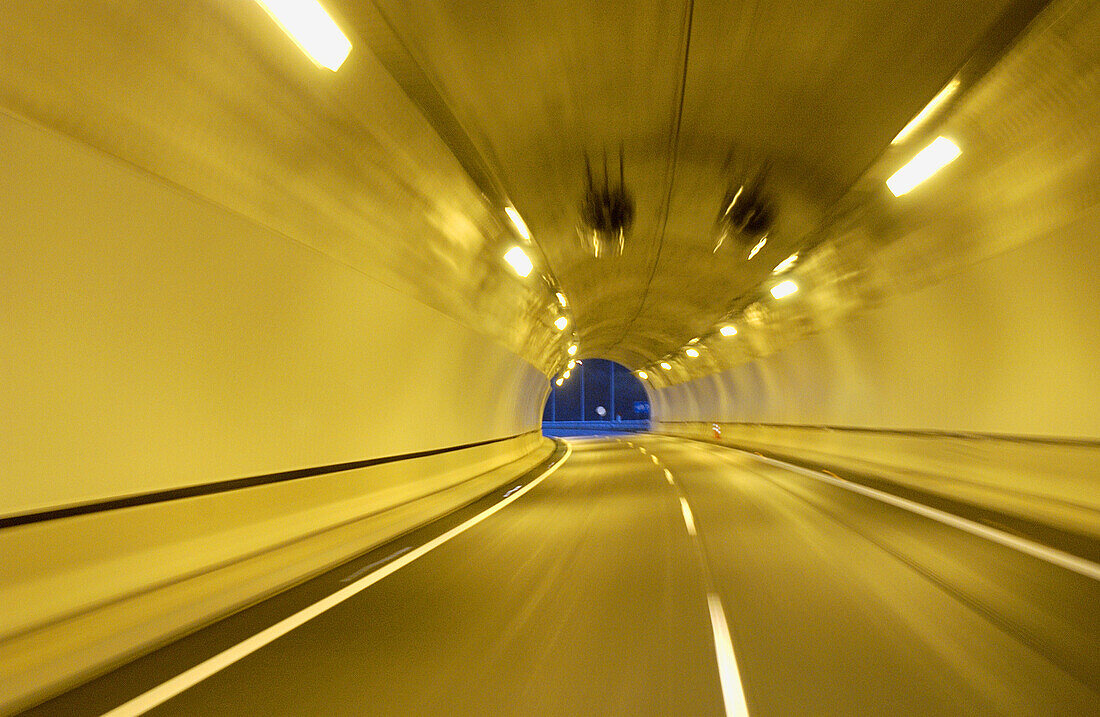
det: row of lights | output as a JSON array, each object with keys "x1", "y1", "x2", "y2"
[
  {"x1": 554, "y1": 350, "x2": 580, "y2": 386},
  {"x1": 635, "y1": 79, "x2": 967, "y2": 382},
  {"x1": 252, "y1": 1, "x2": 575, "y2": 346},
  {"x1": 634, "y1": 260, "x2": 803, "y2": 381},
  {"x1": 500, "y1": 207, "x2": 577, "y2": 340},
  {"x1": 506, "y1": 75, "x2": 963, "y2": 377},
  {"x1": 257, "y1": 0, "x2": 962, "y2": 388}
]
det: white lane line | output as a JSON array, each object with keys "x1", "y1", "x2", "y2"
[
  {"x1": 664, "y1": 469, "x2": 675, "y2": 486},
  {"x1": 707, "y1": 593, "x2": 751, "y2": 717},
  {"x1": 638, "y1": 446, "x2": 647, "y2": 454},
  {"x1": 100, "y1": 444, "x2": 574, "y2": 717},
  {"x1": 679, "y1": 497, "x2": 698, "y2": 537},
  {"x1": 733, "y1": 448, "x2": 1100, "y2": 582},
  {"x1": 651, "y1": 455, "x2": 659, "y2": 465}
]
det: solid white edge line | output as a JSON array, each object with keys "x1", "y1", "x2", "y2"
[
  {"x1": 730, "y1": 447, "x2": 1100, "y2": 582},
  {"x1": 100, "y1": 443, "x2": 574, "y2": 717},
  {"x1": 706, "y1": 593, "x2": 751, "y2": 717},
  {"x1": 679, "y1": 497, "x2": 698, "y2": 536}
]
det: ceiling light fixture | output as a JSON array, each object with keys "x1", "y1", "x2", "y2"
[
  {"x1": 772, "y1": 253, "x2": 798, "y2": 274},
  {"x1": 567, "y1": 344, "x2": 578, "y2": 356},
  {"x1": 554, "y1": 316, "x2": 568, "y2": 331},
  {"x1": 771, "y1": 280, "x2": 798, "y2": 299},
  {"x1": 563, "y1": 370, "x2": 571, "y2": 379},
  {"x1": 637, "y1": 370, "x2": 648, "y2": 380},
  {"x1": 720, "y1": 325, "x2": 737, "y2": 337},
  {"x1": 660, "y1": 362, "x2": 672, "y2": 370},
  {"x1": 887, "y1": 137, "x2": 961, "y2": 197},
  {"x1": 747, "y1": 235, "x2": 767, "y2": 260},
  {"x1": 567, "y1": 359, "x2": 576, "y2": 369},
  {"x1": 891, "y1": 79, "x2": 960, "y2": 146},
  {"x1": 503, "y1": 246, "x2": 533, "y2": 277},
  {"x1": 556, "y1": 292, "x2": 568, "y2": 307},
  {"x1": 504, "y1": 206, "x2": 532, "y2": 241},
  {"x1": 254, "y1": 0, "x2": 352, "y2": 71},
  {"x1": 555, "y1": 377, "x2": 564, "y2": 387},
  {"x1": 685, "y1": 348, "x2": 700, "y2": 358}
]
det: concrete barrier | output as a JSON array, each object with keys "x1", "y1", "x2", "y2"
[
  {"x1": 0, "y1": 434, "x2": 554, "y2": 713},
  {"x1": 655, "y1": 421, "x2": 1100, "y2": 545}
]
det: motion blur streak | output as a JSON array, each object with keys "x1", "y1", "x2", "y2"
[
  {"x1": 23, "y1": 436, "x2": 1096, "y2": 716},
  {"x1": 253, "y1": 0, "x2": 351, "y2": 71},
  {"x1": 2, "y1": 0, "x2": 1099, "y2": 713},
  {"x1": 707, "y1": 593, "x2": 751, "y2": 717},
  {"x1": 98, "y1": 446, "x2": 572, "y2": 717},
  {"x1": 737, "y1": 447, "x2": 1100, "y2": 581},
  {"x1": 680, "y1": 497, "x2": 698, "y2": 536}
]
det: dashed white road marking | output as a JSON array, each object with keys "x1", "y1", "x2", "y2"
[
  {"x1": 679, "y1": 497, "x2": 698, "y2": 537},
  {"x1": 707, "y1": 593, "x2": 751, "y2": 717},
  {"x1": 672, "y1": 485, "x2": 750, "y2": 716},
  {"x1": 651, "y1": 455, "x2": 659, "y2": 465},
  {"x1": 664, "y1": 468, "x2": 675, "y2": 485},
  {"x1": 99, "y1": 445, "x2": 574, "y2": 716}
]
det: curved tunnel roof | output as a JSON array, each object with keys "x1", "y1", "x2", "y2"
[
  {"x1": 0, "y1": 0, "x2": 1053, "y2": 386},
  {"x1": 354, "y1": 0, "x2": 1039, "y2": 372}
]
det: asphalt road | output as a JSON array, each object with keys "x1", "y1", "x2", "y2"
[{"x1": 24, "y1": 436, "x2": 1100, "y2": 715}]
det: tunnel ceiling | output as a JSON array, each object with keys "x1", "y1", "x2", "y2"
[
  {"x1": 0, "y1": 1, "x2": 1048, "y2": 382},
  {"x1": 356, "y1": 0, "x2": 1029, "y2": 368}
]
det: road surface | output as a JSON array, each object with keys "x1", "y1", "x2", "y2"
[{"x1": 24, "y1": 436, "x2": 1100, "y2": 715}]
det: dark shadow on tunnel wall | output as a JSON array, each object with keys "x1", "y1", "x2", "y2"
[{"x1": 542, "y1": 359, "x2": 650, "y2": 436}]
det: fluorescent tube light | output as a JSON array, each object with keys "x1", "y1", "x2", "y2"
[
  {"x1": 503, "y1": 246, "x2": 533, "y2": 277},
  {"x1": 772, "y1": 253, "x2": 798, "y2": 274},
  {"x1": 771, "y1": 280, "x2": 798, "y2": 299},
  {"x1": 887, "y1": 137, "x2": 961, "y2": 197},
  {"x1": 504, "y1": 206, "x2": 532, "y2": 241},
  {"x1": 747, "y1": 235, "x2": 767, "y2": 260},
  {"x1": 255, "y1": 0, "x2": 352, "y2": 71}
]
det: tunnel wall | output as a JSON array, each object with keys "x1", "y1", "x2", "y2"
[
  {"x1": 650, "y1": 205, "x2": 1100, "y2": 546},
  {"x1": 0, "y1": 100, "x2": 551, "y2": 710},
  {"x1": 652, "y1": 0, "x2": 1100, "y2": 442},
  {"x1": 652, "y1": 0, "x2": 1099, "y2": 540},
  {"x1": 651, "y1": 215, "x2": 1100, "y2": 438}
]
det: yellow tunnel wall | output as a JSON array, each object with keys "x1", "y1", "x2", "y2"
[
  {"x1": 651, "y1": 0, "x2": 1100, "y2": 443},
  {"x1": 0, "y1": 108, "x2": 547, "y2": 515}
]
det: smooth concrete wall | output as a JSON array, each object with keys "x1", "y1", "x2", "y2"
[
  {"x1": 651, "y1": 216, "x2": 1100, "y2": 439},
  {"x1": 0, "y1": 94, "x2": 552, "y2": 710},
  {"x1": 0, "y1": 435, "x2": 553, "y2": 713},
  {"x1": 0, "y1": 109, "x2": 546, "y2": 516}
]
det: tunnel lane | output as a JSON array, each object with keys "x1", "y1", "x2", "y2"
[{"x1": 23, "y1": 436, "x2": 1100, "y2": 716}]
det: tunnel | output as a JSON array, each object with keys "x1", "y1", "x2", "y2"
[{"x1": 1, "y1": 0, "x2": 1098, "y2": 714}]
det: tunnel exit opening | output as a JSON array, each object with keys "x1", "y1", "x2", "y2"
[{"x1": 542, "y1": 359, "x2": 649, "y2": 437}]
